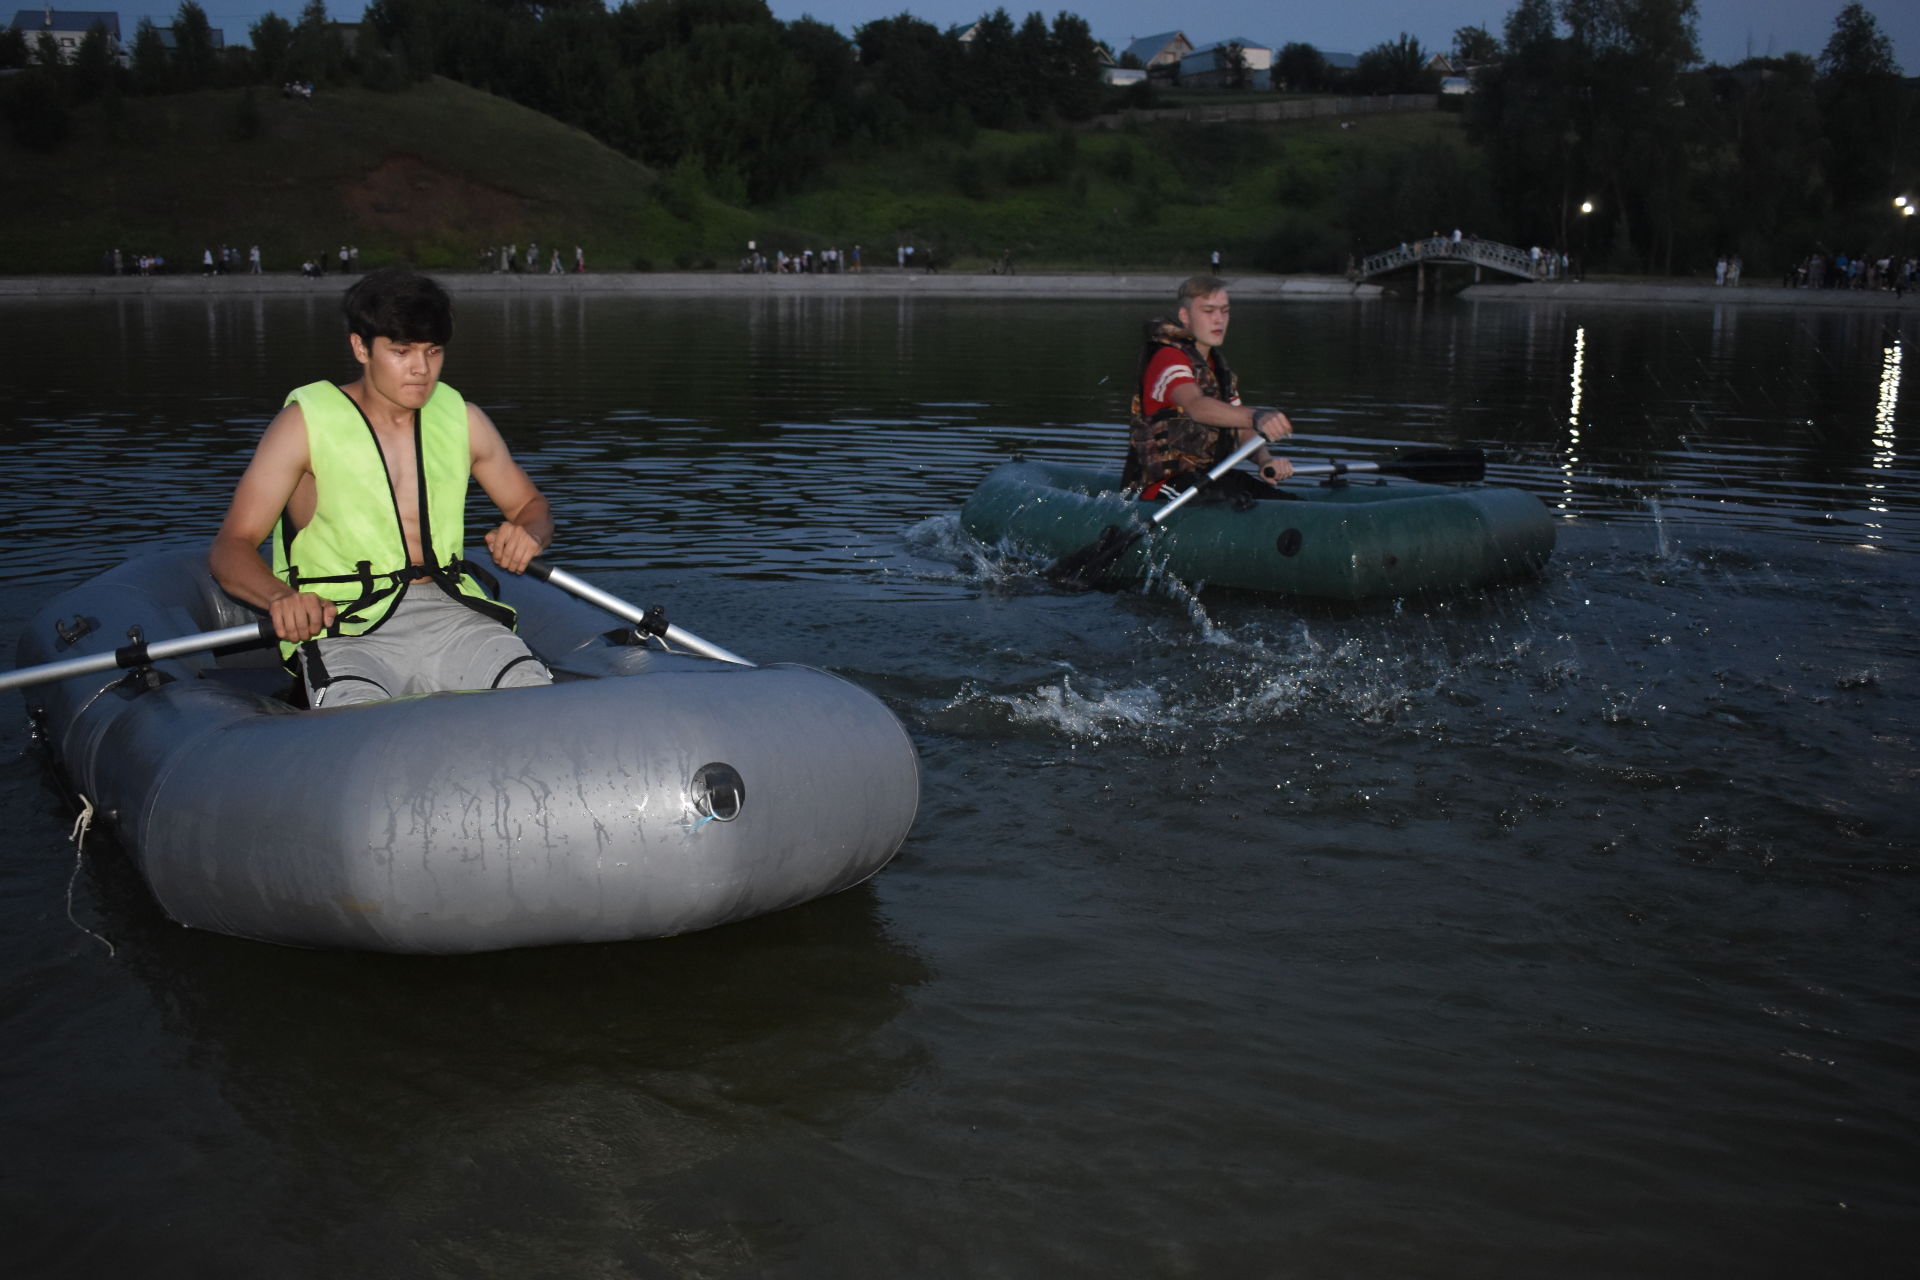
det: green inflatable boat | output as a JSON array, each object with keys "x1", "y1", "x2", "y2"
[{"x1": 959, "y1": 453, "x2": 1556, "y2": 601}]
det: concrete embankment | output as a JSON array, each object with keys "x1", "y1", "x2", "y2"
[
  {"x1": 5, "y1": 272, "x2": 1913, "y2": 310},
  {"x1": 1460, "y1": 280, "x2": 1920, "y2": 309},
  {"x1": 0, "y1": 271, "x2": 1380, "y2": 301}
]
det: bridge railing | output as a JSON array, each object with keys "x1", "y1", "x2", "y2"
[{"x1": 1357, "y1": 236, "x2": 1546, "y2": 282}]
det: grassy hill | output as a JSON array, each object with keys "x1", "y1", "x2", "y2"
[
  {"x1": 0, "y1": 77, "x2": 765, "y2": 275},
  {"x1": 1, "y1": 78, "x2": 1493, "y2": 276},
  {"x1": 766, "y1": 110, "x2": 1494, "y2": 274}
]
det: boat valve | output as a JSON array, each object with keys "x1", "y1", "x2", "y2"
[{"x1": 690, "y1": 762, "x2": 745, "y2": 823}]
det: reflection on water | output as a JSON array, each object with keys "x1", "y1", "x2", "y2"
[{"x1": 1, "y1": 292, "x2": 1916, "y2": 1276}]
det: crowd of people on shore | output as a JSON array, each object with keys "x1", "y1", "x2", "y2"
[
  {"x1": 1780, "y1": 252, "x2": 1917, "y2": 293},
  {"x1": 479, "y1": 243, "x2": 587, "y2": 274},
  {"x1": 739, "y1": 244, "x2": 863, "y2": 274},
  {"x1": 735, "y1": 243, "x2": 964, "y2": 274}
]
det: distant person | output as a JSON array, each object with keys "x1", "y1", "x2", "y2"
[
  {"x1": 1210, "y1": 248, "x2": 1221, "y2": 271},
  {"x1": 574, "y1": 245, "x2": 585, "y2": 273},
  {"x1": 209, "y1": 267, "x2": 556, "y2": 708},
  {"x1": 1124, "y1": 275, "x2": 1293, "y2": 502}
]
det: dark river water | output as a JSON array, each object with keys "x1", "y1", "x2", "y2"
[{"x1": 2, "y1": 288, "x2": 1915, "y2": 1277}]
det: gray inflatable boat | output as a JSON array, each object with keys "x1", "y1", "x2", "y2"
[{"x1": 13, "y1": 548, "x2": 919, "y2": 954}]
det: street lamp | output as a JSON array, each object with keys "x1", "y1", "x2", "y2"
[
  {"x1": 1578, "y1": 201, "x2": 1594, "y2": 281},
  {"x1": 1900, "y1": 198, "x2": 1915, "y2": 288}
]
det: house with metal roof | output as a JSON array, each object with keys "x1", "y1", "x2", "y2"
[
  {"x1": 1177, "y1": 37, "x2": 1273, "y2": 89},
  {"x1": 1121, "y1": 30, "x2": 1191, "y2": 72},
  {"x1": 8, "y1": 7, "x2": 121, "y2": 61}
]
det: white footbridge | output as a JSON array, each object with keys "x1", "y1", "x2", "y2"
[{"x1": 1357, "y1": 236, "x2": 1542, "y2": 283}]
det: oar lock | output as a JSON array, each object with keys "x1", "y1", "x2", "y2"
[
  {"x1": 114, "y1": 624, "x2": 170, "y2": 693},
  {"x1": 53, "y1": 615, "x2": 97, "y2": 650},
  {"x1": 611, "y1": 605, "x2": 672, "y2": 648}
]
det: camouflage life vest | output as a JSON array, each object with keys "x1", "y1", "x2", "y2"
[{"x1": 1124, "y1": 317, "x2": 1241, "y2": 491}]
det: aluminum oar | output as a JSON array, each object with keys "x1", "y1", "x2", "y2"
[
  {"x1": 0, "y1": 620, "x2": 275, "y2": 695},
  {"x1": 526, "y1": 560, "x2": 754, "y2": 667}
]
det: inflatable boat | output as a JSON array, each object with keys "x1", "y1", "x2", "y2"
[
  {"x1": 960, "y1": 455, "x2": 1556, "y2": 600},
  {"x1": 11, "y1": 548, "x2": 919, "y2": 954}
]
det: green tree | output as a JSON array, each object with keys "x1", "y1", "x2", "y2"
[
  {"x1": 1045, "y1": 13, "x2": 1103, "y2": 121},
  {"x1": 1561, "y1": 0, "x2": 1704, "y2": 272},
  {"x1": 250, "y1": 12, "x2": 294, "y2": 84},
  {"x1": 1453, "y1": 25, "x2": 1501, "y2": 63},
  {"x1": 1275, "y1": 42, "x2": 1327, "y2": 92},
  {"x1": 71, "y1": 21, "x2": 119, "y2": 101},
  {"x1": 963, "y1": 9, "x2": 1021, "y2": 129},
  {"x1": 171, "y1": 1, "x2": 220, "y2": 89},
  {"x1": 854, "y1": 13, "x2": 958, "y2": 134},
  {"x1": 0, "y1": 27, "x2": 28, "y2": 70},
  {"x1": 1817, "y1": 3, "x2": 1907, "y2": 210},
  {"x1": 1697, "y1": 55, "x2": 1825, "y2": 267},
  {"x1": 1012, "y1": 10, "x2": 1052, "y2": 122},
  {"x1": 1354, "y1": 33, "x2": 1432, "y2": 95},
  {"x1": 1223, "y1": 41, "x2": 1251, "y2": 92},
  {"x1": 1466, "y1": 0, "x2": 1572, "y2": 250},
  {"x1": 130, "y1": 17, "x2": 170, "y2": 93},
  {"x1": 289, "y1": 0, "x2": 345, "y2": 85},
  {"x1": 633, "y1": 20, "x2": 817, "y2": 201}
]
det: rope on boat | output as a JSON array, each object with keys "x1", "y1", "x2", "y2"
[{"x1": 65, "y1": 794, "x2": 115, "y2": 957}]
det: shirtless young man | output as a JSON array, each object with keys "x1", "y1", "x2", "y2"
[
  {"x1": 1125, "y1": 275, "x2": 1295, "y2": 500},
  {"x1": 209, "y1": 267, "x2": 555, "y2": 707}
]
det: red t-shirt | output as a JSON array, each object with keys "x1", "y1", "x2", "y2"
[{"x1": 1141, "y1": 346, "x2": 1239, "y2": 416}]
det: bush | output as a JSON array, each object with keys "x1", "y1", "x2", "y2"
[
  {"x1": 230, "y1": 85, "x2": 263, "y2": 141},
  {"x1": 952, "y1": 153, "x2": 989, "y2": 200},
  {"x1": 1249, "y1": 214, "x2": 1347, "y2": 274},
  {"x1": 3, "y1": 71, "x2": 72, "y2": 152}
]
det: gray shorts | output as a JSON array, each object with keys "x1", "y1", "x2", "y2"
[{"x1": 299, "y1": 587, "x2": 552, "y2": 708}]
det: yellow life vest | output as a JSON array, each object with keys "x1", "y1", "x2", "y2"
[{"x1": 271, "y1": 380, "x2": 513, "y2": 658}]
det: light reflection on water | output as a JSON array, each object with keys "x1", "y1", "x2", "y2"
[{"x1": 0, "y1": 291, "x2": 1916, "y2": 1276}]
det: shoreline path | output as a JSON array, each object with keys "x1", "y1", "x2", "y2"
[{"x1": 0, "y1": 271, "x2": 1912, "y2": 310}]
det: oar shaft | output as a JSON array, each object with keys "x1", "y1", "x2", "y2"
[
  {"x1": 0, "y1": 621, "x2": 274, "y2": 695},
  {"x1": 529, "y1": 562, "x2": 753, "y2": 667},
  {"x1": 1290, "y1": 460, "x2": 1380, "y2": 478},
  {"x1": 1153, "y1": 434, "x2": 1269, "y2": 524}
]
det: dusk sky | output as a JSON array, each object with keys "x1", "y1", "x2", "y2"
[{"x1": 92, "y1": 1, "x2": 1920, "y2": 73}]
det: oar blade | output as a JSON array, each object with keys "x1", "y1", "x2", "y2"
[
  {"x1": 1046, "y1": 523, "x2": 1141, "y2": 587},
  {"x1": 1374, "y1": 449, "x2": 1486, "y2": 484}
]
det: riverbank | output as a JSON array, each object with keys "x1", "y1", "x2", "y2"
[
  {"x1": 0, "y1": 271, "x2": 1375, "y2": 300},
  {"x1": 4, "y1": 271, "x2": 1916, "y2": 310},
  {"x1": 1460, "y1": 279, "x2": 1920, "y2": 309}
]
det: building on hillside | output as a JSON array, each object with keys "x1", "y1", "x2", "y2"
[
  {"x1": 1122, "y1": 30, "x2": 1191, "y2": 75},
  {"x1": 153, "y1": 21, "x2": 224, "y2": 52},
  {"x1": 8, "y1": 7, "x2": 121, "y2": 62},
  {"x1": 1176, "y1": 37, "x2": 1273, "y2": 90}
]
